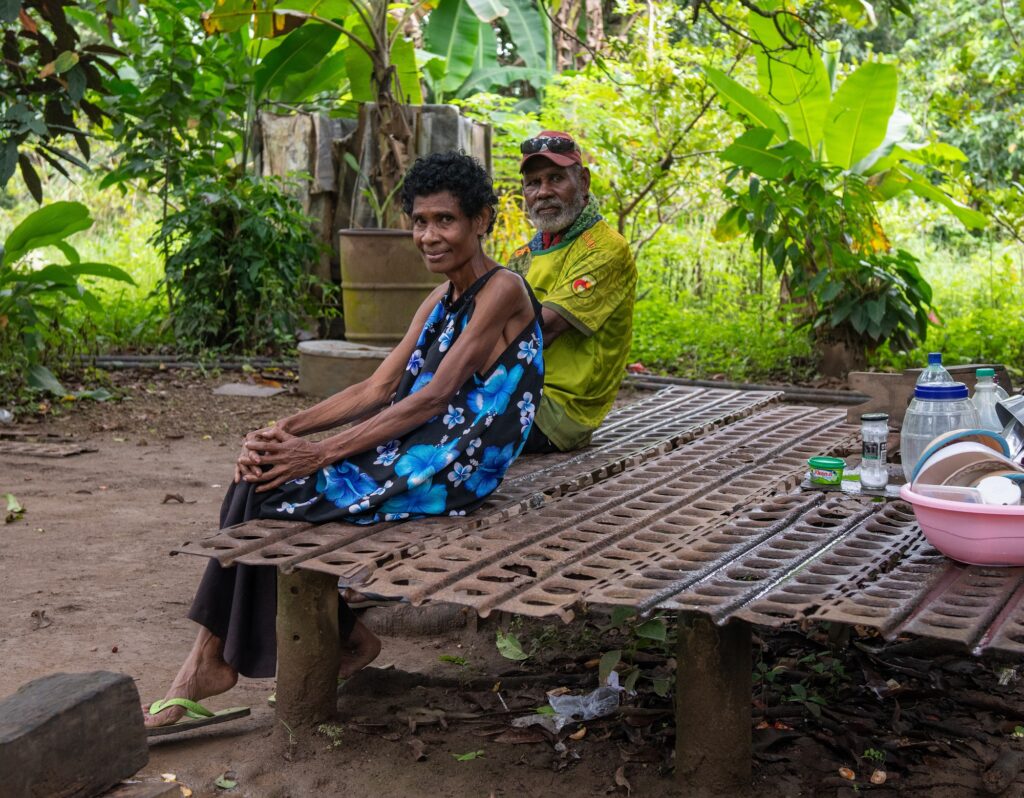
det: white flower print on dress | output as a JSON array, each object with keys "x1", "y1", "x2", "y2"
[
  {"x1": 374, "y1": 440, "x2": 401, "y2": 466},
  {"x1": 448, "y1": 461, "x2": 473, "y2": 487},
  {"x1": 443, "y1": 405, "x2": 465, "y2": 429},
  {"x1": 406, "y1": 349, "x2": 424, "y2": 375},
  {"x1": 518, "y1": 391, "x2": 536, "y2": 429},
  {"x1": 438, "y1": 321, "x2": 456, "y2": 352},
  {"x1": 277, "y1": 496, "x2": 319, "y2": 515},
  {"x1": 517, "y1": 335, "x2": 539, "y2": 365},
  {"x1": 466, "y1": 437, "x2": 482, "y2": 456}
]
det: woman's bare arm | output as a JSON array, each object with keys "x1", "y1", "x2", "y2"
[{"x1": 278, "y1": 284, "x2": 449, "y2": 437}]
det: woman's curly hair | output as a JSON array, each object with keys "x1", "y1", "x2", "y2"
[{"x1": 401, "y1": 151, "x2": 498, "y2": 234}]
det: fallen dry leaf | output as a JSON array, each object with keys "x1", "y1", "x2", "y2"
[
  {"x1": 838, "y1": 767, "x2": 856, "y2": 781},
  {"x1": 30, "y1": 609, "x2": 51, "y2": 630},
  {"x1": 407, "y1": 738, "x2": 427, "y2": 761},
  {"x1": 569, "y1": 727, "x2": 587, "y2": 741},
  {"x1": 492, "y1": 728, "x2": 547, "y2": 745},
  {"x1": 180, "y1": 788, "x2": 192, "y2": 798},
  {"x1": 161, "y1": 774, "x2": 177, "y2": 782},
  {"x1": 614, "y1": 765, "x2": 632, "y2": 796}
]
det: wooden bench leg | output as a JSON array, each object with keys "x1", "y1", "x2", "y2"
[
  {"x1": 275, "y1": 569, "x2": 341, "y2": 732},
  {"x1": 675, "y1": 613, "x2": 752, "y2": 797}
]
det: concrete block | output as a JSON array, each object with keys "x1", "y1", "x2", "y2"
[
  {"x1": 0, "y1": 671, "x2": 147, "y2": 798},
  {"x1": 298, "y1": 340, "x2": 391, "y2": 398}
]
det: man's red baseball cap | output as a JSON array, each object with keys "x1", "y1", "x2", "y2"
[{"x1": 519, "y1": 130, "x2": 583, "y2": 172}]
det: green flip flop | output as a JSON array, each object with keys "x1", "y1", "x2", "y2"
[{"x1": 146, "y1": 697, "x2": 250, "y2": 737}]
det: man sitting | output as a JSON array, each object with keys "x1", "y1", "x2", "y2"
[{"x1": 509, "y1": 131, "x2": 638, "y2": 453}]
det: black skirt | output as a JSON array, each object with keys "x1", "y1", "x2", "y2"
[{"x1": 187, "y1": 480, "x2": 357, "y2": 679}]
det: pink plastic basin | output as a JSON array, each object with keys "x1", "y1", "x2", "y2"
[{"x1": 900, "y1": 484, "x2": 1024, "y2": 566}]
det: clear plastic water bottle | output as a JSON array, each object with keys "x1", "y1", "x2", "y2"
[
  {"x1": 973, "y1": 368, "x2": 1007, "y2": 432},
  {"x1": 916, "y1": 352, "x2": 954, "y2": 386},
  {"x1": 977, "y1": 367, "x2": 1009, "y2": 399},
  {"x1": 901, "y1": 382, "x2": 980, "y2": 482}
]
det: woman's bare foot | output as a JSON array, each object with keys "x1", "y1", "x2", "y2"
[
  {"x1": 145, "y1": 627, "x2": 238, "y2": 728},
  {"x1": 338, "y1": 619, "x2": 381, "y2": 679}
]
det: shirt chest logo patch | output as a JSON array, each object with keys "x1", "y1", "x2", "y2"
[{"x1": 571, "y1": 274, "x2": 596, "y2": 297}]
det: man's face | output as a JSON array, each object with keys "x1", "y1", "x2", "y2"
[{"x1": 522, "y1": 161, "x2": 590, "y2": 233}]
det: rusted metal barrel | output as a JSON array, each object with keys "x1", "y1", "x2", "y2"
[{"x1": 338, "y1": 229, "x2": 443, "y2": 345}]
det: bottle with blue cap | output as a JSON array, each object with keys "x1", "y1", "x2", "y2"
[
  {"x1": 915, "y1": 352, "x2": 954, "y2": 387},
  {"x1": 901, "y1": 381, "x2": 981, "y2": 481}
]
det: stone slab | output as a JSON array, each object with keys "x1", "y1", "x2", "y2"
[
  {"x1": 298, "y1": 339, "x2": 391, "y2": 398},
  {"x1": 0, "y1": 671, "x2": 147, "y2": 798},
  {"x1": 212, "y1": 382, "x2": 286, "y2": 398}
]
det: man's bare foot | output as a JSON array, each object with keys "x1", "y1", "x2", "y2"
[
  {"x1": 145, "y1": 628, "x2": 238, "y2": 728},
  {"x1": 338, "y1": 619, "x2": 381, "y2": 679}
]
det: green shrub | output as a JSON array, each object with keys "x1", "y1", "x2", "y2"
[
  {"x1": 631, "y1": 289, "x2": 816, "y2": 384},
  {"x1": 153, "y1": 176, "x2": 326, "y2": 354},
  {"x1": 0, "y1": 202, "x2": 134, "y2": 403}
]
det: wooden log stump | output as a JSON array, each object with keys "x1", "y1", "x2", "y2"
[
  {"x1": 674, "y1": 614, "x2": 752, "y2": 797},
  {"x1": 275, "y1": 569, "x2": 341, "y2": 734},
  {"x1": 0, "y1": 671, "x2": 147, "y2": 798}
]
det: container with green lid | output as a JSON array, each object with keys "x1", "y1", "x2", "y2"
[{"x1": 808, "y1": 456, "x2": 845, "y2": 485}]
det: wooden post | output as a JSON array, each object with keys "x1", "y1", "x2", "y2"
[
  {"x1": 275, "y1": 569, "x2": 341, "y2": 732},
  {"x1": 675, "y1": 613, "x2": 752, "y2": 797}
]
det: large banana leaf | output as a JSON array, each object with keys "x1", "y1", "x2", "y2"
[
  {"x1": 719, "y1": 127, "x2": 811, "y2": 179},
  {"x1": 465, "y1": 0, "x2": 509, "y2": 23},
  {"x1": 503, "y1": 0, "x2": 548, "y2": 72},
  {"x1": 704, "y1": 66, "x2": 787, "y2": 142},
  {"x1": 822, "y1": 62, "x2": 896, "y2": 170},
  {"x1": 748, "y1": 9, "x2": 829, "y2": 153},
  {"x1": 276, "y1": 50, "x2": 349, "y2": 103},
  {"x1": 473, "y1": 20, "x2": 498, "y2": 72},
  {"x1": 344, "y1": 15, "x2": 422, "y2": 103},
  {"x1": 253, "y1": 23, "x2": 341, "y2": 100},
  {"x1": 424, "y1": 0, "x2": 482, "y2": 93},
  {"x1": 872, "y1": 165, "x2": 987, "y2": 229},
  {"x1": 457, "y1": 64, "x2": 550, "y2": 97},
  {"x1": 3, "y1": 201, "x2": 92, "y2": 266}
]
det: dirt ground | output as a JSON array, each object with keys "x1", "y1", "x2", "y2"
[{"x1": 3, "y1": 369, "x2": 1024, "y2": 798}]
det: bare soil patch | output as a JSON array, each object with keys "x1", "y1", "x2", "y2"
[{"x1": 2, "y1": 369, "x2": 1023, "y2": 797}]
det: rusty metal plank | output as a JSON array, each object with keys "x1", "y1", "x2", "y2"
[
  {"x1": 174, "y1": 386, "x2": 779, "y2": 568},
  {"x1": 357, "y1": 406, "x2": 858, "y2": 619}
]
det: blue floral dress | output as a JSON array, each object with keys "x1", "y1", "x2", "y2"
[{"x1": 259, "y1": 266, "x2": 544, "y2": 524}]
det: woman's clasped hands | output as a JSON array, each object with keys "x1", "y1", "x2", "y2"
[{"x1": 234, "y1": 425, "x2": 326, "y2": 492}]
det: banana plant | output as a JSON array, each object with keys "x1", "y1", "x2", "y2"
[
  {"x1": 1, "y1": 202, "x2": 134, "y2": 395},
  {"x1": 704, "y1": 10, "x2": 985, "y2": 229},
  {"x1": 703, "y1": 4, "x2": 986, "y2": 365}
]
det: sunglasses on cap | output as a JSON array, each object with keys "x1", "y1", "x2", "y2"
[{"x1": 520, "y1": 135, "x2": 578, "y2": 155}]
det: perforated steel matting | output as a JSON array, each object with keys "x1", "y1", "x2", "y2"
[
  {"x1": 174, "y1": 389, "x2": 1024, "y2": 658},
  {"x1": 174, "y1": 386, "x2": 779, "y2": 571}
]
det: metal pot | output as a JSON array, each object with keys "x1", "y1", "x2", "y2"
[{"x1": 996, "y1": 395, "x2": 1024, "y2": 461}]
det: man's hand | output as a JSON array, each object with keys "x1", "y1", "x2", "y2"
[{"x1": 243, "y1": 427, "x2": 325, "y2": 492}]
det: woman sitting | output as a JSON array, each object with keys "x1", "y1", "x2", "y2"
[{"x1": 146, "y1": 151, "x2": 544, "y2": 730}]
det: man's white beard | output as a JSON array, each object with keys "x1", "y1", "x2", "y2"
[{"x1": 527, "y1": 191, "x2": 588, "y2": 234}]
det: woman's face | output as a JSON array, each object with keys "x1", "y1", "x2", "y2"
[{"x1": 410, "y1": 191, "x2": 489, "y2": 275}]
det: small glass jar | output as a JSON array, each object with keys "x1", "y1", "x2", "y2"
[{"x1": 860, "y1": 412, "x2": 889, "y2": 490}]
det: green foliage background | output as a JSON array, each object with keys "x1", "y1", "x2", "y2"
[{"x1": 2, "y1": 0, "x2": 1024, "y2": 405}]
